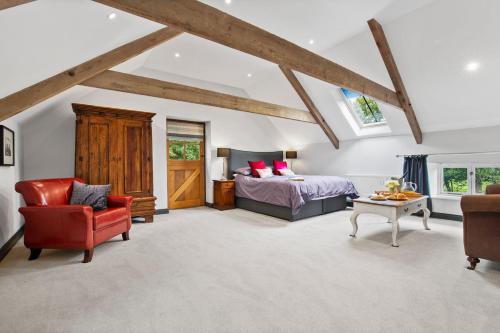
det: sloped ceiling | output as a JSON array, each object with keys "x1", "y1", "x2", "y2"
[
  {"x1": 143, "y1": 0, "x2": 500, "y2": 140},
  {"x1": 2, "y1": 0, "x2": 499, "y2": 146},
  {"x1": 0, "y1": 0, "x2": 162, "y2": 97},
  {"x1": 200, "y1": 0, "x2": 437, "y2": 53},
  {"x1": 143, "y1": 0, "x2": 437, "y2": 90}
]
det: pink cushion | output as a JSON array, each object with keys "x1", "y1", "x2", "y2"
[
  {"x1": 248, "y1": 160, "x2": 266, "y2": 177},
  {"x1": 273, "y1": 160, "x2": 288, "y2": 175}
]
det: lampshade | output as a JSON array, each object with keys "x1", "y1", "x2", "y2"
[
  {"x1": 285, "y1": 150, "x2": 297, "y2": 159},
  {"x1": 217, "y1": 148, "x2": 230, "y2": 158}
]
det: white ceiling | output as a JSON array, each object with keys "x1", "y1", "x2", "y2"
[
  {"x1": 200, "y1": 0, "x2": 437, "y2": 53},
  {"x1": 144, "y1": 34, "x2": 277, "y2": 91},
  {"x1": 0, "y1": 0, "x2": 161, "y2": 97},
  {"x1": 144, "y1": 0, "x2": 437, "y2": 90},
  {"x1": 381, "y1": 0, "x2": 500, "y2": 132},
  {"x1": 2, "y1": 0, "x2": 500, "y2": 144}
]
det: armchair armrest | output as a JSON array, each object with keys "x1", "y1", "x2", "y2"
[
  {"x1": 19, "y1": 205, "x2": 94, "y2": 249},
  {"x1": 107, "y1": 195, "x2": 133, "y2": 209},
  {"x1": 461, "y1": 195, "x2": 500, "y2": 213},
  {"x1": 486, "y1": 185, "x2": 500, "y2": 194}
]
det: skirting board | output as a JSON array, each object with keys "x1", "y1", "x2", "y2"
[
  {"x1": 431, "y1": 212, "x2": 463, "y2": 222},
  {"x1": 0, "y1": 226, "x2": 24, "y2": 262},
  {"x1": 155, "y1": 209, "x2": 170, "y2": 215}
]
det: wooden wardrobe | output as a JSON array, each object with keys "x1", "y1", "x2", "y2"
[{"x1": 73, "y1": 104, "x2": 156, "y2": 222}]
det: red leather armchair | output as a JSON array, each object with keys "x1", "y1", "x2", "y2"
[
  {"x1": 461, "y1": 184, "x2": 500, "y2": 270},
  {"x1": 15, "y1": 178, "x2": 132, "y2": 263}
]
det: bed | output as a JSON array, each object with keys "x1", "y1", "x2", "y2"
[{"x1": 228, "y1": 149, "x2": 358, "y2": 221}]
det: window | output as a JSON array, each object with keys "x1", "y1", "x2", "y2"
[
  {"x1": 168, "y1": 141, "x2": 186, "y2": 160},
  {"x1": 439, "y1": 164, "x2": 500, "y2": 195},
  {"x1": 185, "y1": 141, "x2": 201, "y2": 160},
  {"x1": 475, "y1": 167, "x2": 500, "y2": 193},
  {"x1": 442, "y1": 167, "x2": 468, "y2": 194},
  {"x1": 168, "y1": 140, "x2": 202, "y2": 161},
  {"x1": 167, "y1": 120, "x2": 204, "y2": 161},
  {"x1": 340, "y1": 88, "x2": 385, "y2": 127}
]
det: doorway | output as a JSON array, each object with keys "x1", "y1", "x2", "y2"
[{"x1": 167, "y1": 119, "x2": 206, "y2": 209}]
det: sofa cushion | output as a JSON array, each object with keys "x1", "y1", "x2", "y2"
[
  {"x1": 70, "y1": 181, "x2": 111, "y2": 211},
  {"x1": 93, "y1": 207, "x2": 128, "y2": 230}
]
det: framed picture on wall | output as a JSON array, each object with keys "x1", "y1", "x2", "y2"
[{"x1": 0, "y1": 125, "x2": 15, "y2": 166}]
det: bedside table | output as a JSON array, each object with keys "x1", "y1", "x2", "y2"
[{"x1": 213, "y1": 180, "x2": 235, "y2": 210}]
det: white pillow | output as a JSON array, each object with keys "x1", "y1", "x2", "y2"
[
  {"x1": 234, "y1": 167, "x2": 251, "y2": 176},
  {"x1": 278, "y1": 168, "x2": 295, "y2": 176},
  {"x1": 256, "y1": 167, "x2": 273, "y2": 178}
]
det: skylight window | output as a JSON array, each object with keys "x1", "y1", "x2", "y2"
[{"x1": 340, "y1": 88, "x2": 385, "y2": 127}]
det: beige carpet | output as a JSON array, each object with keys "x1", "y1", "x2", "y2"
[{"x1": 1, "y1": 207, "x2": 499, "y2": 333}]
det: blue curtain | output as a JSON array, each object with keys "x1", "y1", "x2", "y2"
[{"x1": 403, "y1": 155, "x2": 432, "y2": 213}]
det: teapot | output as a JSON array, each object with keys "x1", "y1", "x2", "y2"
[{"x1": 402, "y1": 181, "x2": 417, "y2": 192}]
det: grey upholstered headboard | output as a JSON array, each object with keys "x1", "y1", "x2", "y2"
[{"x1": 228, "y1": 149, "x2": 283, "y2": 178}]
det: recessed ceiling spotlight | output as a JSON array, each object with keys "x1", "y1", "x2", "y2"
[
  {"x1": 247, "y1": 73, "x2": 253, "y2": 78},
  {"x1": 465, "y1": 61, "x2": 480, "y2": 72},
  {"x1": 225, "y1": 0, "x2": 232, "y2": 4},
  {"x1": 174, "y1": 52, "x2": 181, "y2": 58},
  {"x1": 108, "y1": 13, "x2": 117, "y2": 20},
  {"x1": 309, "y1": 39, "x2": 315, "y2": 45}
]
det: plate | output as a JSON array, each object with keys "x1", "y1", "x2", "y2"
[{"x1": 402, "y1": 191, "x2": 423, "y2": 198}]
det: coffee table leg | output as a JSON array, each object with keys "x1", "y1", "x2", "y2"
[
  {"x1": 349, "y1": 212, "x2": 359, "y2": 237},
  {"x1": 422, "y1": 208, "x2": 431, "y2": 230},
  {"x1": 391, "y1": 219, "x2": 400, "y2": 247}
]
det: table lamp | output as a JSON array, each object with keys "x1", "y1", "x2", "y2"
[
  {"x1": 217, "y1": 148, "x2": 230, "y2": 180},
  {"x1": 285, "y1": 150, "x2": 297, "y2": 170}
]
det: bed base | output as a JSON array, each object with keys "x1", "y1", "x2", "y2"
[{"x1": 236, "y1": 195, "x2": 348, "y2": 222}]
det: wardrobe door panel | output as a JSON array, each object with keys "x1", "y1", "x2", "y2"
[
  {"x1": 123, "y1": 120, "x2": 146, "y2": 196},
  {"x1": 88, "y1": 119, "x2": 111, "y2": 185},
  {"x1": 74, "y1": 115, "x2": 89, "y2": 180},
  {"x1": 110, "y1": 119, "x2": 124, "y2": 195}
]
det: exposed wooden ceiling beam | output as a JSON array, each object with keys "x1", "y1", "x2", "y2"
[
  {"x1": 279, "y1": 66, "x2": 340, "y2": 149},
  {"x1": 81, "y1": 70, "x2": 316, "y2": 123},
  {"x1": 368, "y1": 19, "x2": 423, "y2": 144},
  {"x1": 0, "y1": 0, "x2": 33, "y2": 11},
  {"x1": 93, "y1": 0, "x2": 401, "y2": 108},
  {"x1": 0, "y1": 27, "x2": 182, "y2": 122}
]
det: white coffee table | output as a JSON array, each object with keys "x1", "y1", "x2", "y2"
[{"x1": 349, "y1": 196, "x2": 430, "y2": 247}]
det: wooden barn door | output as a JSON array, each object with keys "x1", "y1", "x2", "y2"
[{"x1": 167, "y1": 120, "x2": 206, "y2": 209}]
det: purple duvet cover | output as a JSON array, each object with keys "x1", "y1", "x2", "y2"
[{"x1": 235, "y1": 174, "x2": 358, "y2": 215}]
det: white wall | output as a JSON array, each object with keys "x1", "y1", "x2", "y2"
[
  {"x1": 296, "y1": 126, "x2": 500, "y2": 215},
  {"x1": 0, "y1": 118, "x2": 23, "y2": 248},
  {"x1": 20, "y1": 76, "x2": 291, "y2": 210},
  {"x1": 18, "y1": 82, "x2": 500, "y2": 217}
]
